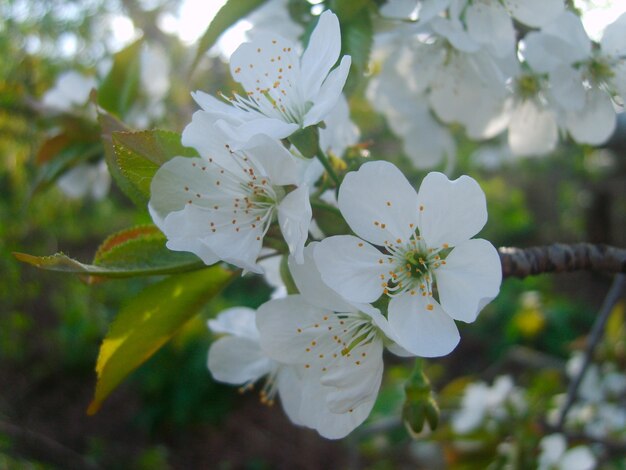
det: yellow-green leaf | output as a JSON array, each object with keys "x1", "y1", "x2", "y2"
[{"x1": 87, "y1": 266, "x2": 236, "y2": 414}]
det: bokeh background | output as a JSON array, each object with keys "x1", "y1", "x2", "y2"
[{"x1": 1, "y1": 0, "x2": 625, "y2": 468}]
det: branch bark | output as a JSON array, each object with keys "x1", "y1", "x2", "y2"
[{"x1": 499, "y1": 243, "x2": 626, "y2": 279}]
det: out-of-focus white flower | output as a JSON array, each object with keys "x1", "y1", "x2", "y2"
[
  {"x1": 315, "y1": 161, "x2": 501, "y2": 357},
  {"x1": 319, "y1": 95, "x2": 360, "y2": 158},
  {"x1": 538, "y1": 434, "x2": 595, "y2": 470},
  {"x1": 452, "y1": 376, "x2": 525, "y2": 434},
  {"x1": 191, "y1": 10, "x2": 351, "y2": 148},
  {"x1": 42, "y1": 71, "x2": 97, "y2": 112},
  {"x1": 502, "y1": 0, "x2": 564, "y2": 28},
  {"x1": 57, "y1": 160, "x2": 111, "y2": 200}
]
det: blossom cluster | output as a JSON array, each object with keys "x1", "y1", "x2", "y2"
[
  {"x1": 149, "y1": 10, "x2": 502, "y2": 438},
  {"x1": 368, "y1": 0, "x2": 626, "y2": 167}
]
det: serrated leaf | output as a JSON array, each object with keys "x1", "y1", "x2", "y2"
[
  {"x1": 98, "y1": 40, "x2": 142, "y2": 117},
  {"x1": 339, "y1": 6, "x2": 373, "y2": 96},
  {"x1": 87, "y1": 266, "x2": 236, "y2": 414},
  {"x1": 190, "y1": 0, "x2": 269, "y2": 74}
]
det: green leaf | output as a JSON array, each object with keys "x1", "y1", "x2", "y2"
[
  {"x1": 331, "y1": 0, "x2": 372, "y2": 21},
  {"x1": 98, "y1": 40, "x2": 142, "y2": 117},
  {"x1": 339, "y1": 5, "x2": 374, "y2": 96},
  {"x1": 111, "y1": 129, "x2": 198, "y2": 203},
  {"x1": 87, "y1": 266, "x2": 236, "y2": 414},
  {"x1": 190, "y1": 0, "x2": 269, "y2": 75},
  {"x1": 13, "y1": 225, "x2": 204, "y2": 283}
]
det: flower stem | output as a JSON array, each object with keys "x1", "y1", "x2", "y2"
[{"x1": 315, "y1": 146, "x2": 341, "y2": 190}]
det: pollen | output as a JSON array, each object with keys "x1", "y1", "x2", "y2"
[
  {"x1": 419, "y1": 205, "x2": 424, "y2": 211},
  {"x1": 386, "y1": 201, "x2": 392, "y2": 206},
  {"x1": 358, "y1": 242, "x2": 363, "y2": 247},
  {"x1": 426, "y1": 304, "x2": 434, "y2": 311}
]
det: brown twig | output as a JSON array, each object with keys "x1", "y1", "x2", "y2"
[{"x1": 499, "y1": 244, "x2": 626, "y2": 279}]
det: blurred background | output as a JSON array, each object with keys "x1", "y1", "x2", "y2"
[{"x1": 1, "y1": 0, "x2": 625, "y2": 468}]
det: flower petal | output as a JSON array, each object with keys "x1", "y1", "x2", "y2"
[
  {"x1": 435, "y1": 238, "x2": 502, "y2": 323},
  {"x1": 416, "y1": 172, "x2": 487, "y2": 248},
  {"x1": 508, "y1": 100, "x2": 558, "y2": 157},
  {"x1": 276, "y1": 366, "x2": 307, "y2": 426},
  {"x1": 338, "y1": 161, "x2": 419, "y2": 246},
  {"x1": 566, "y1": 88, "x2": 616, "y2": 145},
  {"x1": 207, "y1": 335, "x2": 273, "y2": 384},
  {"x1": 256, "y1": 295, "x2": 327, "y2": 364},
  {"x1": 288, "y1": 243, "x2": 358, "y2": 313},
  {"x1": 503, "y1": 0, "x2": 563, "y2": 28},
  {"x1": 300, "y1": 10, "x2": 342, "y2": 99},
  {"x1": 207, "y1": 307, "x2": 259, "y2": 340},
  {"x1": 303, "y1": 55, "x2": 352, "y2": 128},
  {"x1": 388, "y1": 293, "x2": 460, "y2": 357},
  {"x1": 601, "y1": 12, "x2": 626, "y2": 58},
  {"x1": 277, "y1": 185, "x2": 312, "y2": 263},
  {"x1": 159, "y1": 207, "x2": 220, "y2": 266},
  {"x1": 315, "y1": 235, "x2": 389, "y2": 304},
  {"x1": 321, "y1": 338, "x2": 384, "y2": 413}
]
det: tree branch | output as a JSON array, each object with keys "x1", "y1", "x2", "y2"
[{"x1": 499, "y1": 243, "x2": 626, "y2": 279}]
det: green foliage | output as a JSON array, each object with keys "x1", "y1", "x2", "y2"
[
  {"x1": 98, "y1": 40, "x2": 142, "y2": 117},
  {"x1": 190, "y1": 0, "x2": 270, "y2": 74},
  {"x1": 335, "y1": 1, "x2": 374, "y2": 96},
  {"x1": 14, "y1": 224, "x2": 204, "y2": 281},
  {"x1": 88, "y1": 266, "x2": 236, "y2": 414}
]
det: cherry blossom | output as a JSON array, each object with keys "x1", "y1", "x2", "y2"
[
  {"x1": 149, "y1": 127, "x2": 312, "y2": 273},
  {"x1": 190, "y1": 10, "x2": 351, "y2": 148},
  {"x1": 315, "y1": 161, "x2": 501, "y2": 357},
  {"x1": 207, "y1": 307, "x2": 308, "y2": 424},
  {"x1": 538, "y1": 434, "x2": 596, "y2": 470},
  {"x1": 256, "y1": 244, "x2": 407, "y2": 438}
]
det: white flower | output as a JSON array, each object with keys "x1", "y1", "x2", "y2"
[
  {"x1": 502, "y1": 0, "x2": 564, "y2": 28},
  {"x1": 149, "y1": 128, "x2": 312, "y2": 273},
  {"x1": 367, "y1": 45, "x2": 456, "y2": 169},
  {"x1": 452, "y1": 376, "x2": 524, "y2": 434},
  {"x1": 57, "y1": 160, "x2": 111, "y2": 200},
  {"x1": 315, "y1": 161, "x2": 501, "y2": 357},
  {"x1": 191, "y1": 10, "x2": 351, "y2": 148},
  {"x1": 318, "y1": 94, "x2": 360, "y2": 158},
  {"x1": 41, "y1": 71, "x2": 97, "y2": 112},
  {"x1": 256, "y1": 244, "x2": 405, "y2": 438},
  {"x1": 207, "y1": 307, "x2": 308, "y2": 424},
  {"x1": 538, "y1": 434, "x2": 596, "y2": 470}
]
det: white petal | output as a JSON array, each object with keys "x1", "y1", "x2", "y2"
[
  {"x1": 297, "y1": 371, "x2": 375, "y2": 439},
  {"x1": 508, "y1": 100, "x2": 558, "y2": 157},
  {"x1": 207, "y1": 336, "x2": 273, "y2": 385},
  {"x1": 203, "y1": 210, "x2": 265, "y2": 273},
  {"x1": 276, "y1": 366, "x2": 307, "y2": 426},
  {"x1": 430, "y1": 17, "x2": 480, "y2": 53},
  {"x1": 338, "y1": 161, "x2": 419, "y2": 246},
  {"x1": 215, "y1": 115, "x2": 300, "y2": 147},
  {"x1": 256, "y1": 295, "x2": 326, "y2": 364},
  {"x1": 566, "y1": 89, "x2": 616, "y2": 145},
  {"x1": 388, "y1": 293, "x2": 460, "y2": 357},
  {"x1": 288, "y1": 243, "x2": 357, "y2": 313},
  {"x1": 435, "y1": 238, "x2": 502, "y2": 323},
  {"x1": 149, "y1": 156, "x2": 224, "y2": 222},
  {"x1": 415, "y1": 172, "x2": 487, "y2": 248},
  {"x1": 503, "y1": 0, "x2": 563, "y2": 28},
  {"x1": 322, "y1": 338, "x2": 384, "y2": 413},
  {"x1": 158, "y1": 208, "x2": 220, "y2": 265},
  {"x1": 521, "y1": 12, "x2": 590, "y2": 72},
  {"x1": 242, "y1": 134, "x2": 302, "y2": 186},
  {"x1": 601, "y1": 13, "x2": 626, "y2": 58},
  {"x1": 303, "y1": 56, "x2": 352, "y2": 128},
  {"x1": 277, "y1": 185, "x2": 312, "y2": 263},
  {"x1": 539, "y1": 434, "x2": 566, "y2": 467},
  {"x1": 561, "y1": 447, "x2": 596, "y2": 470},
  {"x1": 466, "y1": 1, "x2": 515, "y2": 58},
  {"x1": 549, "y1": 66, "x2": 586, "y2": 112},
  {"x1": 207, "y1": 307, "x2": 259, "y2": 340},
  {"x1": 315, "y1": 235, "x2": 389, "y2": 304},
  {"x1": 300, "y1": 10, "x2": 342, "y2": 99}
]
